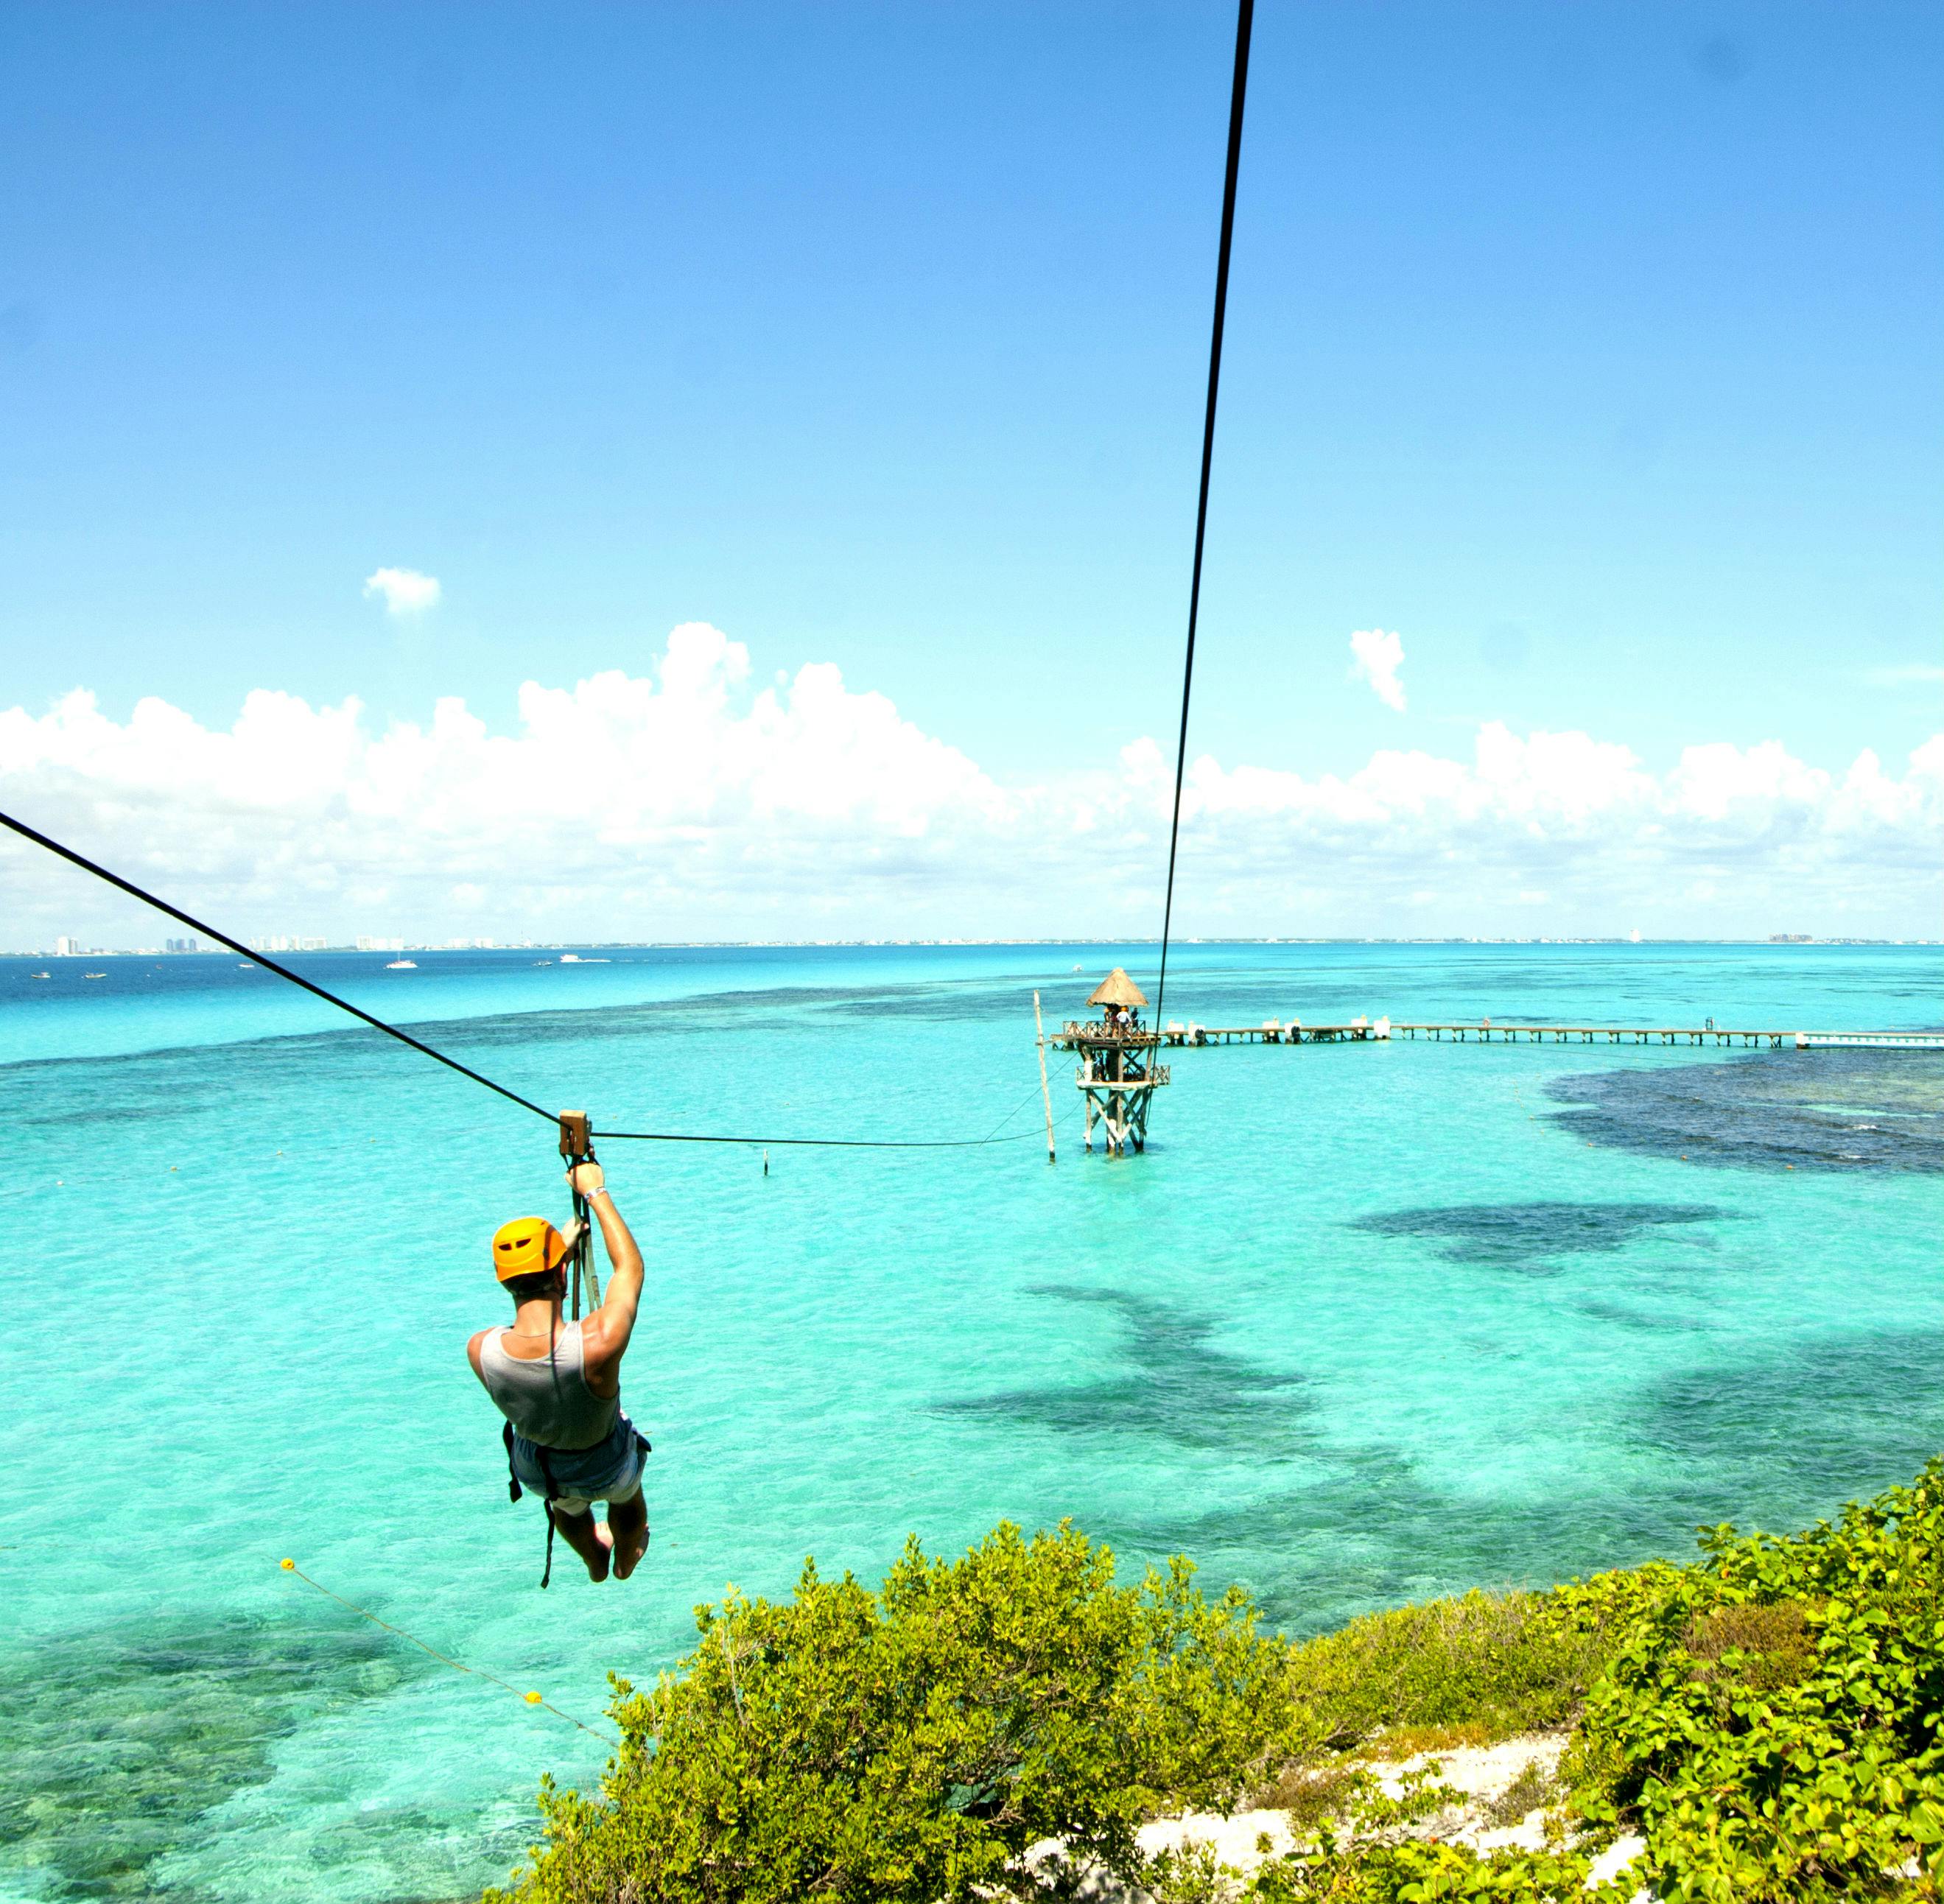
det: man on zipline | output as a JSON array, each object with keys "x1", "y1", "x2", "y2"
[{"x1": 469, "y1": 1162, "x2": 650, "y2": 1583}]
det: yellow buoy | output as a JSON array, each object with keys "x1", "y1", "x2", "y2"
[
  {"x1": 524, "y1": 1690, "x2": 542, "y2": 1704},
  {"x1": 280, "y1": 1558, "x2": 295, "y2": 1570}
]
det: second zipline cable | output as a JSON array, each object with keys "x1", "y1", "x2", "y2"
[{"x1": 1151, "y1": 0, "x2": 1255, "y2": 1038}]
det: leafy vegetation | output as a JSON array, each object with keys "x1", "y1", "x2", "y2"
[
  {"x1": 1278, "y1": 1584, "x2": 1624, "y2": 1756},
  {"x1": 1483, "y1": 1760, "x2": 1557, "y2": 1829},
  {"x1": 1246, "y1": 1459, "x2": 1944, "y2": 1900},
  {"x1": 1557, "y1": 1459, "x2": 1944, "y2": 1900},
  {"x1": 493, "y1": 1462, "x2": 1944, "y2": 1903},
  {"x1": 488, "y1": 1522, "x2": 1296, "y2": 1904}
]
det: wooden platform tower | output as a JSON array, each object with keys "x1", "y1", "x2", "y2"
[{"x1": 1066, "y1": 968, "x2": 1170, "y2": 1155}]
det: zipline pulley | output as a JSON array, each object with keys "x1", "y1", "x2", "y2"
[{"x1": 558, "y1": 1110, "x2": 600, "y2": 1318}]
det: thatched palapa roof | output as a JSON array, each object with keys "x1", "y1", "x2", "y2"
[{"x1": 1087, "y1": 968, "x2": 1148, "y2": 1010}]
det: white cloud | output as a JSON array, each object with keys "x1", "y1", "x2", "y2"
[
  {"x1": 1349, "y1": 627, "x2": 1407, "y2": 712},
  {"x1": 362, "y1": 567, "x2": 442, "y2": 616},
  {"x1": 1864, "y1": 663, "x2": 1944, "y2": 687},
  {"x1": 1, "y1": 623, "x2": 1938, "y2": 944}
]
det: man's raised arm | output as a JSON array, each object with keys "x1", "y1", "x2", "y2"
[{"x1": 571, "y1": 1162, "x2": 645, "y2": 1371}]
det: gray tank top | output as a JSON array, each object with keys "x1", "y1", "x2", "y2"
[{"x1": 478, "y1": 1322, "x2": 618, "y2": 1452}]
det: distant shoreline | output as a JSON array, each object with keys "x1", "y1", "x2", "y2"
[{"x1": 6, "y1": 935, "x2": 1939, "y2": 958}]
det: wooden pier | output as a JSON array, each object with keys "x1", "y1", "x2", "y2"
[
  {"x1": 1042, "y1": 967, "x2": 1941, "y2": 1162},
  {"x1": 1057, "y1": 1018, "x2": 1390, "y2": 1049},
  {"x1": 1392, "y1": 1023, "x2": 1943, "y2": 1050},
  {"x1": 1048, "y1": 1017, "x2": 1944, "y2": 1056},
  {"x1": 1393, "y1": 1022, "x2": 1792, "y2": 1048}
]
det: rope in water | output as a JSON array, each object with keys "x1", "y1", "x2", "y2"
[
  {"x1": 1151, "y1": 0, "x2": 1255, "y2": 1039},
  {"x1": 0, "y1": 806, "x2": 1042, "y2": 1151},
  {"x1": 278, "y1": 1557, "x2": 618, "y2": 1741}
]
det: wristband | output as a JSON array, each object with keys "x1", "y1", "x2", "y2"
[{"x1": 586, "y1": 1185, "x2": 611, "y2": 1200}]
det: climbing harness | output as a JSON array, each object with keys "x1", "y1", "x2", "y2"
[
  {"x1": 501, "y1": 1421, "x2": 653, "y2": 1589},
  {"x1": 502, "y1": 1421, "x2": 561, "y2": 1588}
]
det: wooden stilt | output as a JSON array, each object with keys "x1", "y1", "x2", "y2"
[{"x1": 1034, "y1": 991, "x2": 1056, "y2": 1164}]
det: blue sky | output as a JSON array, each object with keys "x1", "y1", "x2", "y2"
[{"x1": 1, "y1": 1, "x2": 1940, "y2": 944}]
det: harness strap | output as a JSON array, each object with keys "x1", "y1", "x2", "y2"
[
  {"x1": 501, "y1": 1422, "x2": 652, "y2": 1592},
  {"x1": 502, "y1": 1419, "x2": 559, "y2": 1590},
  {"x1": 535, "y1": 1444, "x2": 560, "y2": 1590}
]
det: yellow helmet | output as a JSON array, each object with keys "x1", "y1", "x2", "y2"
[{"x1": 492, "y1": 1216, "x2": 569, "y2": 1283}]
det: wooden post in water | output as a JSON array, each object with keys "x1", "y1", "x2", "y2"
[{"x1": 1034, "y1": 991, "x2": 1056, "y2": 1163}]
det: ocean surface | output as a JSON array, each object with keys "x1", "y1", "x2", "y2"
[{"x1": 1, "y1": 940, "x2": 1938, "y2": 1903}]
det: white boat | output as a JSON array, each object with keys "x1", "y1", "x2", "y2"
[
  {"x1": 558, "y1": 954, "x2": 609, "y2": 964},
  {"x1": 238, "y1": 961, "x2": 254, "y2": 969},
  {"x1": 83, "y1": 972, "x2": 107, "y2": 979},
  {"x1": 29, "y1": 971, "x2": 49, "y2": 980},
  {"x1": 385, "y1": 959, "x2": 418, "y2": 970}
]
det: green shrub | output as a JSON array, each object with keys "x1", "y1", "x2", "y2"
[
  {"x1": 488, "y1": 1522, "x2": 1298, "y2": 1904},
  {"x1": 1241, "y1": 1771, "x2": 1608, "y2": 1902},
  {"x1": 1245, "y1": 1838, "x2": 1608, "y2": 1903},
  {"x1": 1260, "y1": 1464, "x2": 1944, "y2": 1900},
  {"x1": 1255, "y1": 1760, "x2": 1366, "y2": 1834},
  {"x1": 1281, "y1": 1587, "x2": 1621, "y2": 1754},
  {"x1": 1562, "y1": 1458, "x2": 1944, "y2": 1901},
  {"x1": 1484, "y1": 1760, "x2": 1557, "y2": 1829},
  {"x1": 490, "y1": 1463, "x2": 1944, "y2": 1904}
]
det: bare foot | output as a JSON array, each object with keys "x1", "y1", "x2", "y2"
[
  {"x1": 613, "y1": 1520, "x2": 649, "y2": 1581},
  {"x1": 584, "y1": 1521, "x2": 614, "y2": 1584}
]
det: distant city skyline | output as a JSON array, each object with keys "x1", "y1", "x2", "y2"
[{"x1": 17, "y1": 932, "x2": 1938, "y2": 958}]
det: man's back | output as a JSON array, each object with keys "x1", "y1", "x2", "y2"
[{"x1": 477, "y1": 1318, "x2": 617, "y2": 1450}]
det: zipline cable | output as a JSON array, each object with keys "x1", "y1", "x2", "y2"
[
  {"x1": 1151, "y1": 0, "x2": 1255, "y2": 1039},
  {"x1": 0, "y1": 806, "x2": 556, "y2": 1123},
  {"x1": 0, "y1": 805, "x2": 1043, "y2": 1151},
  {"x1": 596, "y1": 1077, "x2": 1048, "y2": 1151}
]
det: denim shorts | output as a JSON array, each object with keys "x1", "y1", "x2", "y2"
[{"x1": 512, "y1": 1412, "x2": 645, "y2": 1517}]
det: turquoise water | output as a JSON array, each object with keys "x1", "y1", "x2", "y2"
[{"x1": 1, "y1": 941, "x2": 1939, "y2": 1903}]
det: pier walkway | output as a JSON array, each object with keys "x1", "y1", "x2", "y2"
[
  {"x1": 1396, "y1": 1022, "x2": 1789, "y2": 1048},
  {"x1": 1054, "y1": 1019, "x2": 1384, "y2": 1050},
  {"x1": 1050, "y1": 1019, "x2": 1944, "y2": 1054}
]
